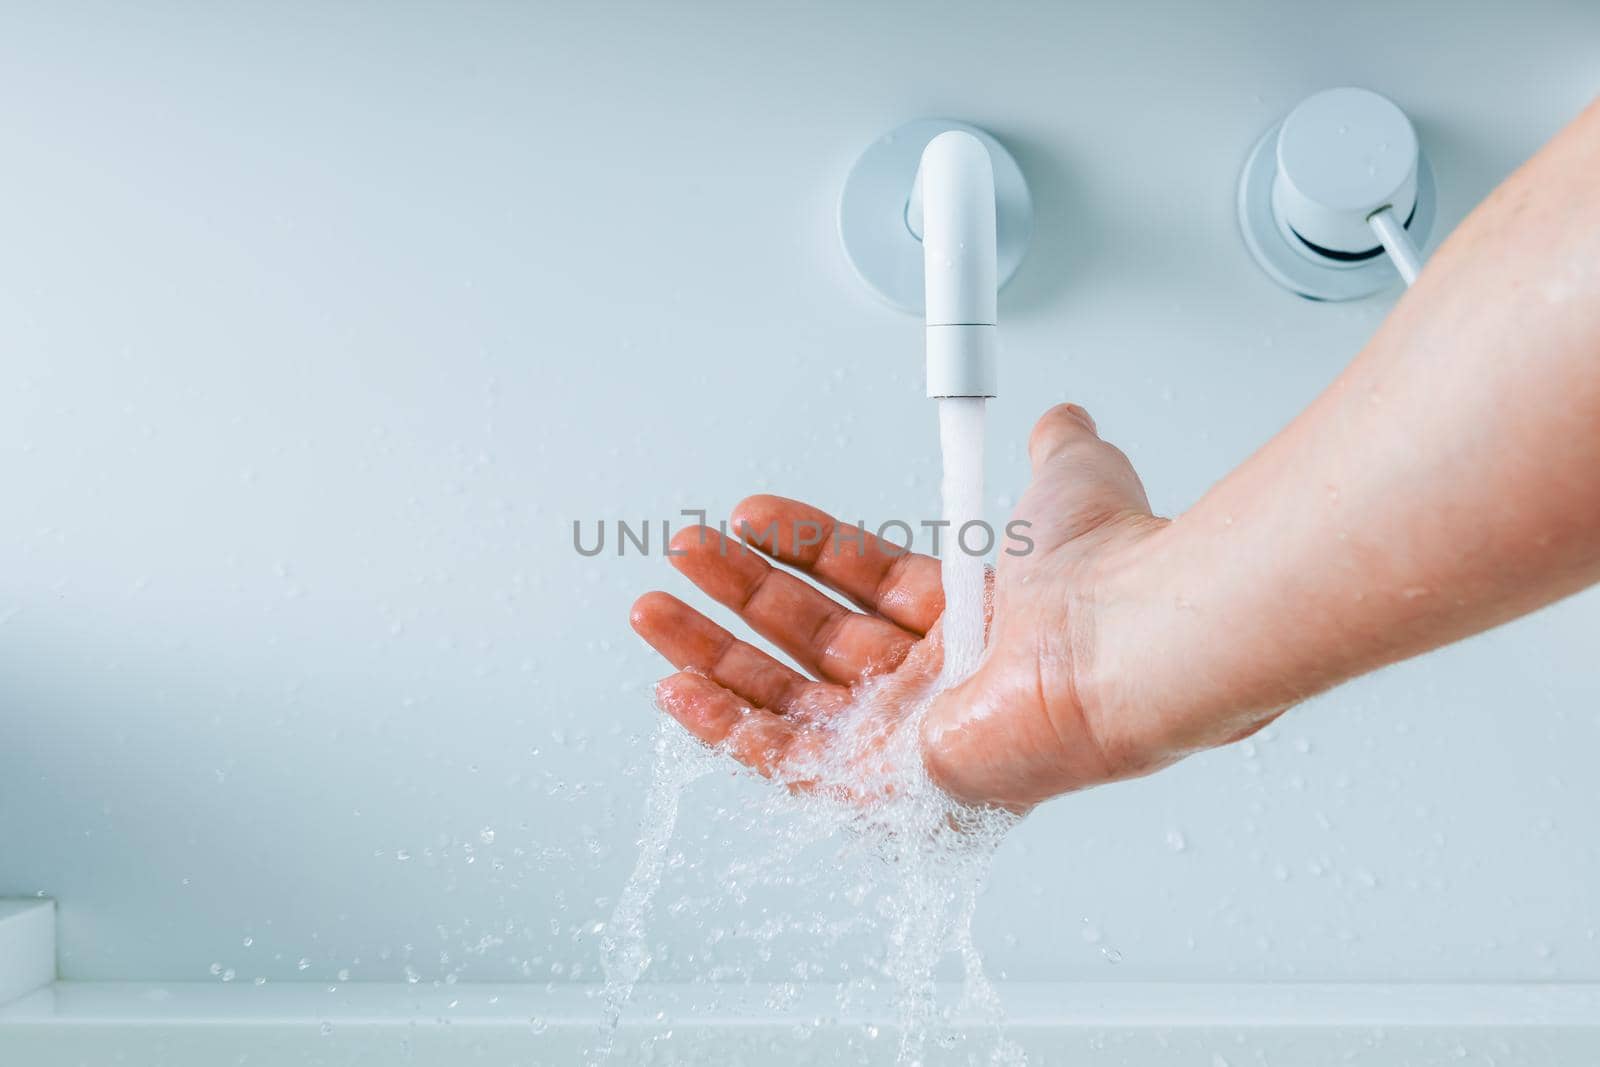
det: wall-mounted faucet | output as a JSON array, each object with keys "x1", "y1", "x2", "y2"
[
  {"x1": 839, "y1": 119, "x2": 1032, "y2": 396},
  {"x1": 1239, "y1": 87, "x2": 1435, "y2": 300},
  {"x1": 908, "y1": 132, "x2": 999, "y2": 397}
]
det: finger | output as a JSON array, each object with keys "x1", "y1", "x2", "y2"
[
  {"x1": 668, "y1": 525, "x2": 915, "y2": 684},
  {"x1": 730, "y1": 495, "x2": 945, "y2": 636},
  {"x1": 654, "y1": 671, "x2": 804, "y2": 781},
  {"x1": 630, "y1": 590, "x2": 812, "y2": 712}
]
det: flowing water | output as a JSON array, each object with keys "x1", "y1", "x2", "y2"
[
  {"x1": 936, "y1": 397, "x2": 988, "y2": 685},
  {"x1": 599, "y1": 396, "x2": 1021, "y2": 1065}
]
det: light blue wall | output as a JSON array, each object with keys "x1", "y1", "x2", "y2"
[{"x1": 1, "y1": 0, "x2": 1597, "y2": 983}]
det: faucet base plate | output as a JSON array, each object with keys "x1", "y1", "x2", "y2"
[{"x1": 839, "y1": 119, "x2": 1032, "y2": 315}]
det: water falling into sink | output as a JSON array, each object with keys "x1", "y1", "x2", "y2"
[{"x1": 597, "y1": 400, "x2": 1021, "y2": 1066}]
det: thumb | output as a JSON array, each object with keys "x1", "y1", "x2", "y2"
[
  {"x1": 1028, "y1": 403, "x2": 1100, "y2": 470},
  {"x1": 1020, "y1": 403, "x2": 1154, "y2": 547}
]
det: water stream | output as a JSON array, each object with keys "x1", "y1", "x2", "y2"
[{"x1": 936, "y1": 397, "x2": 988, "y2": 685}]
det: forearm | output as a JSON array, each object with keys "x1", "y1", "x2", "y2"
[{"x1": 1095, "y1": 99, "x2": 1600, "y2": 754}]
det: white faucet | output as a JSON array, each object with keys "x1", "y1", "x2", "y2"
[
  {"x1": 906, "y1": 131, "x2": 1000, "y2": 399},
  {"x1": 837, "y1": 119, "x2": 1032, "y2": 390}
]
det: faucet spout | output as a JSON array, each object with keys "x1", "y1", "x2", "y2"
[
  {"x1": 910, "y1": 131, "x2": 999, "y2": 398},
  {"x1": 837, "y1": 118, "x2": 1030, "y2": 339}
]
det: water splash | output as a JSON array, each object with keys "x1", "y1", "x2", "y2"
[
  {"x1": 600, "y1": 396, "x2": 1021, "y2": 1064},
  {"x1": 595, "y1": 721, "x2": 719, "y2": 1062}
]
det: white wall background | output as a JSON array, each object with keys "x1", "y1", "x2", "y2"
[{"x1": 1, "y1": 0, "x2": 1597, "y2": 985}]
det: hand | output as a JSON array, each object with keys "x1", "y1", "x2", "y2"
[{"x1": 629, "y1": 404, "x2": 1182, "y2": 811}]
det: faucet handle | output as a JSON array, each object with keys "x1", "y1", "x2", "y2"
[
  {"x1": 1274, "y1": 87, "x2": 1419, "y2": 260},
  {"x1": 1239, "y1": 87, "x2": 1437, "y2": 300}
]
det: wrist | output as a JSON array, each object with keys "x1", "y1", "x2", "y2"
[
  {"x1": 1078, "y1": 512, "x2": 1297, "y2": 774},
  {"x1": 1069, "y1": 515, "x2": 1193, "y2": 779}
]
